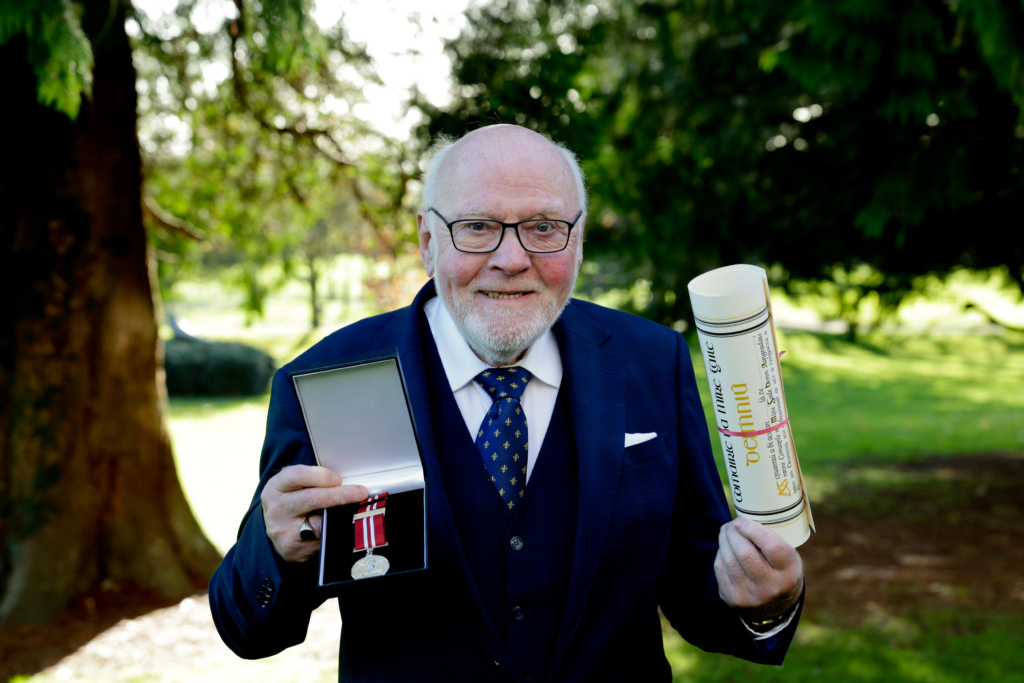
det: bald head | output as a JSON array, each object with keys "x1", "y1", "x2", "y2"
[
  {"x1": 422, "y1": 125, "x2": 587, "y2": 218},
  {"x1": 415, "y1": 124, "x2": 587, "y2": 367}
]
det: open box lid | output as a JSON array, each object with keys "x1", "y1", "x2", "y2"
[{"x1": 288, "y1": 349, "x2": 425, "y2": 496}]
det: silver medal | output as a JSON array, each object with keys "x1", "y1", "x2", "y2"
[{"x1": 351, "y1": 550, "x2": 390, "y2": 580}]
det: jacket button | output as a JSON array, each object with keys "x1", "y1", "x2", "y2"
[
  {"x1": 509, "y1": 536, "x2": 524, "y2": 551},
  {"x1": 512, "y1": 605, "x2": 524, "y2": 621}
]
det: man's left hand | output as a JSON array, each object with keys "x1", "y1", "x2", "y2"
[{"x1": 714, "y1": 517, "x2": 804, "y2": 619}]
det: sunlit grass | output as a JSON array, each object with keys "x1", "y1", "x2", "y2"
[
  {"x1": 168, "y1": 330, "x2": 1024, "y2": 551},
  {"x1": 663, "y1": 611, "x2": 1024, "y2": 682},
  {"x1": 167, "y1": 396, "x2": 270, "y2": 554},
  {"x1": 156, "y1": 326, "x2": 1024, "y2": 683},
  {"x1": 691, "y1": 331, "x2": 1024, "y2": 471}
]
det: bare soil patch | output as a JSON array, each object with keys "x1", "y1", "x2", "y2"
[{"x1": 802, "y1": 454, "x2": 1024, "y2": 625}]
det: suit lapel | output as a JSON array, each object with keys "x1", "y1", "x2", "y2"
[
  {"x1": 375, "y1": 282, "x2": 519, "y2": 676},
  {"x1": 548, "y1": 304, "x2": 626, "y2": 679}
]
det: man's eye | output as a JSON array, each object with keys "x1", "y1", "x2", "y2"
[
  {"x1": 534, "y1": 222, "x2": 553, "y2": 233},
  {"x1": 465, "y1": 222, "x2": 489, "y2": 232}
]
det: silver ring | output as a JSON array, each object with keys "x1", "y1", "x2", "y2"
[{"x1": 299, "y1": 517, "x2": 315, "y2": 542}]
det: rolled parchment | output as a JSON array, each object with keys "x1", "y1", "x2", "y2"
[{"x1": 688, "y1": 265, "x2": 814, "y2": 548}]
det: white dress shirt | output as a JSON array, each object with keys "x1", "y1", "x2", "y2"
[
  {"x1": 424, "y1": 296, "x2": 562, "y2": 485},
  {"x1": 423, "y1": 295, "x2": 796, "y2": 640}
]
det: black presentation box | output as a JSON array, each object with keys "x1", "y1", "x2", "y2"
[{"x1": 287, "y1": 349, "x2": 428, "y2": 589}]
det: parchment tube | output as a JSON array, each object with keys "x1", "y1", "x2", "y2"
[{"x1": 688, "y1": 265, "x2": 814, "y2": 548}]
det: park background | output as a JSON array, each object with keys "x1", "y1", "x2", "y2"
[{"x1": 2, "y1": 0, "x2": 1024, "y2": 681}]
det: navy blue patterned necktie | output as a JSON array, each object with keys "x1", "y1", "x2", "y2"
[{"x1": 474, "y1": 367, "x2": 531, "y2": 512}]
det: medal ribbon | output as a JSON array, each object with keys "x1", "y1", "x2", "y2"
[{"x1": 353, "y1": 492, "x2": 388, "y2": 552}]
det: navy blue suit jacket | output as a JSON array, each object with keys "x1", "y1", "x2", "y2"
[{"x1": 209, "y1": 282, "x2": 801, "y2": 681}]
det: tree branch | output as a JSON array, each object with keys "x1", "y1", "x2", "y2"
[{"x1": 142, "y1": 195, "x2": 205, "y2": 241}]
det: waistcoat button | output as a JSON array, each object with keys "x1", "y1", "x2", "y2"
[
  {"x1": 512, "y1": 605, "x2": 524, "y2": 620},
  {"x1": 509, "y1": 536, "x2": 524, "y2": 551}
]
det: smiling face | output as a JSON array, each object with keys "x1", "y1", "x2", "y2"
[{"x1": 417, "y1": 126, "x2": 585, "y2": 366}]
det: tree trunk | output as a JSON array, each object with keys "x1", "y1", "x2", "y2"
[
  {"x1": 0, "y1": 2, "x2": 221, "y2": 627},
  {"x1": 309, "y1": 255, "x2": 321, "y2": 329}
]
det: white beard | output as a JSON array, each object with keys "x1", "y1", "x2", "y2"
[{"x1": 435, "y1": 272, "x2": 577, "y2": 367}]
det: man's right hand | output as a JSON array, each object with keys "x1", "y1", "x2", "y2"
[{"x1": 261, "y1": 465, "x2": 369, "y2": 564}]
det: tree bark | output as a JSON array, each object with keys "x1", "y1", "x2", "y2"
[
  {"x1": 308, "y1": 254, "x2": 321, "y2": 329},
  {"x1": 0, "y1": 2, "x2": 221, "y2": 627}
]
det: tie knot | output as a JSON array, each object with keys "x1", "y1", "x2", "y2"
[{"x1": 475, "y1": 367, "x2": 531, "y2": 402}]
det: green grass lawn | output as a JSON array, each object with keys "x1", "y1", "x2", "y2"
[
  {"x1": 665, "y1": 611, "x2": 1024, "y2": 683},
  {"x1": 692, "y1": 330, "x2": 1024, "y2": 471},
  {"x1": 165, "y1": 328, "x2": 1024, "y2": 683},
  {"x1": 168, "y1": 396, "x2": 271, "y2": 553}
]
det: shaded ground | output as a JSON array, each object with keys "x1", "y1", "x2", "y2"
[
  {"x1": 2, "y1": 454, "x2": 1022, "y2": 682},
  {"x1": 664, "y1": 453, "x2": 1024, "y2": 682},
  {"x1": 802, "y1": 453, "x2": 1024, "y2": 624}
]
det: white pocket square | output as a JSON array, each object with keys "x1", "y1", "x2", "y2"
[{"x1": 625, "y1": 432, "x2": 657, "y2": 448}]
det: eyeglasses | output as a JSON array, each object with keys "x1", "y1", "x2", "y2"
[{"x1": 429, "y1": 207, "x2": 583, "y2": 254}]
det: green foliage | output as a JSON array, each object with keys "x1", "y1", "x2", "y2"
[
  {"x1": 0, "y1": 0, "x2": 93, "y2": 118},
  {"x1": 164, "y1": 339, "x2": 275, "y2": 396},
  {"x1": 132, "y1": 0, "x2": 418, "y2": 320},
  {"x1": 422, "y1": 0, "x2": 1024, "y2": 329}
]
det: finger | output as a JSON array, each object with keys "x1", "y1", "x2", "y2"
[
  {"x1": 725, "y1": 524, "x2": 770, "y2": 583},
  {"x1": 713, "y1": 551, "x2": 736, "y2": 594},
  {"x1": 282, "y1": 484, "x2": 369, "y2": 517},
  {"x1": 732, "y1": 517, "x2": 799, "y2": 570},
  {"x1": 717, "y1": 523, "x2": 748, "y2": 584},
  {"x1": 273, "y1": 465, "x2": 342, "y2": 493},
  {"x1": 308, "y1": 513, "x2": 323, "y2": 540}
]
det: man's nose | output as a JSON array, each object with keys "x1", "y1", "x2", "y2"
[{"x1": 488, "y1": 227, "x2": 532, "y2": 274}]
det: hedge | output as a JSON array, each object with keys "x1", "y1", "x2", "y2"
[{"x1": 164, "y1": 339, "x2": 276, "y2": 396}]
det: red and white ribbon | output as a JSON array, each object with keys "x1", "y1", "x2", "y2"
[{"x1": 353, "y1": 492, "x2": 388, "y2": 552}]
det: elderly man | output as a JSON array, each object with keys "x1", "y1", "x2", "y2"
[{"x1": 210, "y1": 124, "x2": 804, "y2": 682}]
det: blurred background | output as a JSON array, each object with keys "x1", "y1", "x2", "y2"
[{"x1": 1, "y1": 0, "x2": 1023, "y2": 681}]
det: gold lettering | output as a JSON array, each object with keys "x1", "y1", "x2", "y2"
[{"x1": 777, "y1": 479, "x2": 791, "y2": 497}]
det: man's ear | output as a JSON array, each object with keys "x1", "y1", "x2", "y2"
[{"x1": 417, "y1": 209, "x2": 435, "y2": 277}]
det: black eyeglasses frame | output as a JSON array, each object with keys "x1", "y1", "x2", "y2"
[{"x1": 428, "y1": 207, "x2": 583, "y2": 254}]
